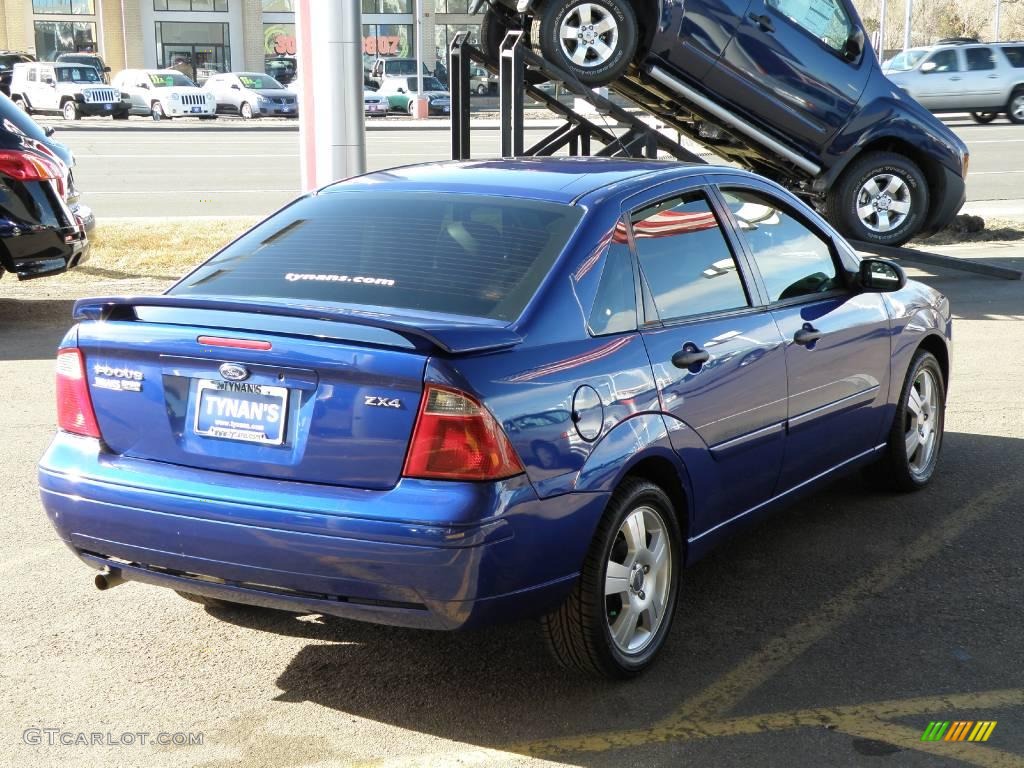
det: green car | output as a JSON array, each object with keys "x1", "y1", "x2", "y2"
[{"x1": 376, "y1": 75, "x2": 451, "y2": 116}]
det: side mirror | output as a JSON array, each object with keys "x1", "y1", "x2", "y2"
[
  {"x1": 859, "y1": 258, "x2": 906, "y2": 292},
  {"x1": 45, "y1": 77, "x2": 55, "y2": 86},
  {"x1": 44, "y1": 126, "x2": 55, "y2": 137},
  {"x1": 920, "y1": 61, "x2": 938, "y2": 74},
  {"x1": 842, "y1": 28, "x2": 865, "y2": 62},
  {"x1": 396, "y1": 87, "x2": 405, "y2": 94},
  {"x1": 139, "y1": 82, "x2": 150, "y2": 89},
  {"x1": 230, "y1": 83, "x2": 240, "y2": 90},
  {"x1": 103, "y1": 66, "x2": 111, "y2": 72}
]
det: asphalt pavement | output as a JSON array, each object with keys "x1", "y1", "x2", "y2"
[
  {"x1": 32, "y1": 113, "x2": 1024, "y2": 218},
  {"x1": 2, "y1": 240, "x2": 1023, "y2": 766}
]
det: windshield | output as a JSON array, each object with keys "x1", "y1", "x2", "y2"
[
  {"x1": 149, "y1": 72, "x2": 195, "y2": 88},
  {"x1": 171, "y1": 191, "x2": 583, "y2": 322},
  {"x1": 407, "y1": 76, "x2": 446, "y2": 92},
  {"x1": 238, "y1": 74, "x2": 283, "y2": 90},
  {"x1": 57, "y1": 67, "x2": 101, "y2": 83},
  {"x1": 885, "y1": 49, "x2": 928, "y2": 72}
]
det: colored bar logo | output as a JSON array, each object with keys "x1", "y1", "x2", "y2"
[{"x1": 921, "y1": 721, "x2": 997, "y2": 742}]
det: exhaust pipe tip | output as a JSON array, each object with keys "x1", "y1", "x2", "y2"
[{"x1": 94, "y1": 567, "x2": 125, "y2": 591}]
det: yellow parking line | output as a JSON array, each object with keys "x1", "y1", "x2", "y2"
[{"x1": 509, "y1": 688, "x2": 1024, "y2": 759}]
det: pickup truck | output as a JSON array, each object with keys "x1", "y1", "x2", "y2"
[{"x1": 471, "y1": 0, "x2": 969, "y2": 246}]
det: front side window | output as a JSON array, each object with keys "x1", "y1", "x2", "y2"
[
  {"x1": 722, "y1": 188, "x2": 841, "y2": 303},
  {"x1": 766, "y1": 0, "x2": 852, "y2": 52},
  {"x1": 630, "y1": 193, "x2": 749, "y2": 322},
  {"x1": 965, "y1": 47, "x2": 996, "y2": 71},
  {"x1": 924, "y1": 50, "x2": 960, "y2": 73}
]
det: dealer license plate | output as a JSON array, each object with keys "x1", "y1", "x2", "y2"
[{"x1": 193, "y1": 379, "x2": 288, "y2": 445}]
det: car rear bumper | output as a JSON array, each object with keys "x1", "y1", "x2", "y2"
[{"x1": 39, "y1": 433, "x2": 602, "y2": 630}]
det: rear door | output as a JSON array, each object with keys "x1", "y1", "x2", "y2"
[
  {"x1": 628, "y1": 182, "x2": 789, "y2": 532},
  {"x1": 958, "y1": 46, "x2": 1002, "y2": 109},
  {"x1": 705, "y1": 0, "x2": 871, "y2": 152},
  {"x1": 715, "y1": 180, "x2": 891, "y2": 492}
]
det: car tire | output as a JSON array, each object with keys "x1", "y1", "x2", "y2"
[
  {"x1": 479, "y1": 3, "x2": 547, "y2": 85},
  {"x1": 826, "y1": 151, "x2": 928, "y2": 247},
  {"x1": 1006, "y1": 89, "x2": 1024, "y2": 124},
  {"x1": 407, "y1": 100, "x2": 416, "y2": 115},
  {"x1": 538, "y1": 0, "x2": 638, "y2": 87},
  {"x1": 13, "y1": 96, "x2": 30, "y2": 113},
  {"x1": 865, "y1": 350, "x2": 945, "y2": 492},
  {"x1": 62, "y1": 100, "x2": 80, "y2": 121},
  {"x1": 970, "y1": 111, "x2": 998, "y2": 124},
  {"x1": 151, "y1": 101, "x2": 166, "y2": 120},
  {"x1": 240, "y1": 101, "x2": 254, "y2": 119},
  {"x1": 541, "y1": 477, "x2": 682, "y2": 678}
]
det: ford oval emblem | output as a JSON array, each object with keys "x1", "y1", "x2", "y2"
[{"x1": 219, "y1": 363, "x2": 249, "y2": 382}]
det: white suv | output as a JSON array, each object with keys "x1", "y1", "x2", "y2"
[
  {"x1": 111, "y1": 68, "x2": 216, "y2": 119},
  {"x1": 10, "y1": 62, "x2": 128, "y2": 120},
  {"x1": 886, "y1": 41, "x2": 1024, "y2": 124}
]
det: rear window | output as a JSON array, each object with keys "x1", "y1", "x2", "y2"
[
  {"x1": 171, "y1": 191, "x2": 583, "y2": 321},
  {"x1": 1002, "y1": 46, "x2": 1024, "y2": 68}
]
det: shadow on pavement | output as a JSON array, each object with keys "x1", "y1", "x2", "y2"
[
  {"x1": 0, "y1": 298, "x2": 75, "y2": 360},
  {"x1": 204, "y1": 431, "x2": 1024, "y2": 765}
]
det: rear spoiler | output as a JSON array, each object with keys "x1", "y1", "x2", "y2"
[{"x1": 72, "y1": 295, "x2": 523, "y2": 355}]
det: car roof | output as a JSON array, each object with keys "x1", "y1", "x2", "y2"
[{"x1": 323, "y1": 157, "x2": 714, "y2": 205}]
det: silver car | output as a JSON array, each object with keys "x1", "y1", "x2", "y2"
[
  {"x1": 203, "y1": 72, "x2": 297, "y2": 119},
  {"x1": 886, "y1": 41, "x2": 1024, "y2": 124}
]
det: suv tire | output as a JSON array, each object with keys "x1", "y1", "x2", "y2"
[
  {"x1": 62, "y1": 100, "x2": 80, "y2": 121},
  {"x1": 1006, "y1": 88, "x2": 1024, "y2": 124},
  {"x1": 13, "y1": 96, "x2": 31, "y2": 114},
  {"x1": 541, "y1": 477, "x2": 681, "y2": 678},
  {"x1": 539, "y1": 0, "x2": 638, "y2": 87},
  {"x1": 479, "y1": 4, "x2": 547, "y2": 85},
  {"x1": 970, "y1": 111, "x2": 998, "y2": 124},
  {"x1": 827, "y1": 151, "x2": 928, "y2": 247}
]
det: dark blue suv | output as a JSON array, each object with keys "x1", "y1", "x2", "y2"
[{"x1": 475, "y1": 0, "x2": 969, "y2": 247}]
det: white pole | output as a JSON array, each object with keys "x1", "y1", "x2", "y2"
[
  {"x1": 415, "y1": 0, "x2": 425, "y2": 117},
  {"x1": 903, "y1": 0, "x2": 913, "y2": 50},
  {"x1": 878, "y1": 0, "x2": 888, "y2": 62},
  {"x1": 296, "y1": 0, "x2": 366, "y2": 191},
  {"x1": 995, "y1": 0, "x2": 1002, "y2": 41}
]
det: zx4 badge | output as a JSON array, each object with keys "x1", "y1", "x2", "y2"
[{"x1": 364, "y1": 395, "x2": 402, "y2": 409}]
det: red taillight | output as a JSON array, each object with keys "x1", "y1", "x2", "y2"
[
  {"x1": 56, "y1": 349, "x2": 101, "y2": 438},
  {"x1": 403, "y1": 385, "x2": 523, "y2": 481},
  {"x1": 0, "y1": 148, "x2": 61, "y2": 183}
]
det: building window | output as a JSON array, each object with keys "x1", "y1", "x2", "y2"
[
  {"x1": 32, "y1": 0, "x2": 95, "y2": 13},
  {"x1": 264, "y1": 22, "x2": 296, "y2": 83},
  {"x1": 435, "y1": 23, "x2": 478, "y2": 60},
  {"x1": 155, "y1": 21, "x2": 231, "y2": 84},
  {"x1": 34, "y1": 21, "x2": 97, "y2": 61},
  {"x1": 362, "y1": 0, "x2": 412, "y2": 13},
  {"x1": 362, "y1": 22, "x2": 413, "y2": 66},
  {"x1": 262, "y1": 0, "x2": 293, "y2": 9},
  {"x1": 436, "y1": 0, "x2": 471, "y2": 11},
  {"x1": 154, "y1": 0, "x2": 229, "y2": 11}
]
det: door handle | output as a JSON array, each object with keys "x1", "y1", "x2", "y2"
[
  {"x1": 672, "y1": 345, "x2": 710, "y2": 369},
  {"x1": 748, "y1": 12, "x2": 775, "y2": 32},
  {"x1": 950, "y1": 76, "x2": 962, "y2": 81},
  {"x1": 793, "y1": 325, "x2": 823, "y2": 346}
]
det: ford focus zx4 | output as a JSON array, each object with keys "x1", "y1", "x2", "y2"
[{"x1": 38, "y1": 159, "x2": 952, "y2": 678}]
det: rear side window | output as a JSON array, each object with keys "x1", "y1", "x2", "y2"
[
  {"x1": 171, "y1": 191, "x2": 582, "y2": 322},
  {"x1": 630, "y1": 193, "x2": 749, "y2": 321},
  {"x1": 965, "y1": 47, "x2": 996, "y2": 71},
  {"x1": 722, "y1": 188, "x2": 841, "y2": 303},
  {"x1": 1002, "y1": 46, "x2": 1024, "y2": 68},
  {"x1": 588, "y1": 223, "x2": 636, "y2": 335},
  {"x1": 27, "y1": 68, "x2": 37, "y2": 83}
]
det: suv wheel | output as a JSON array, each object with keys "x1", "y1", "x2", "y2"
[
  {"x1": 826, "y1": 151, "x2": 928, "y2": 247},
  {"x1": 970, "y1": 111, "x2": 998, "y2": 124},
  {"x1": 62, "y1": 100, "x2": 80, "y2": 121},
  {"x1": 541, "y1": 478, "x2": 681, "y2": 678},
  {"x1": 539, "y1": 0, "x2": 638, "y2": 87},
  {"x1": 1007, "y1": 89, "x2": 1024, "y2": 124}
]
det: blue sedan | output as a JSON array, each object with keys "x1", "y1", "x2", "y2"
[{"x1": 39, "y1": 159, "x2": 950, "y2": 678}]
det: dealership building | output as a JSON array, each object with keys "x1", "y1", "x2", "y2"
[{"x1": 0, "y1": 1, "x2": 479, "y2": 80}]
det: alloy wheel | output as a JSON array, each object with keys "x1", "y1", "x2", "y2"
[
  {"x1": 904, "y1": 368, "x2": 939, "y2": 476},
  {"x1": 558, "y1": 3, "x2": 620, "y2": 69},
  {"x1": 604, "y1": 505, "x2": 672, "y2": 655},
  {"x1": 856, "y1": 173, "x2": 912, "y2": 234},
  {"x1": 1011, "y1": 94, "x2": 1024, "y2": 122}
]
